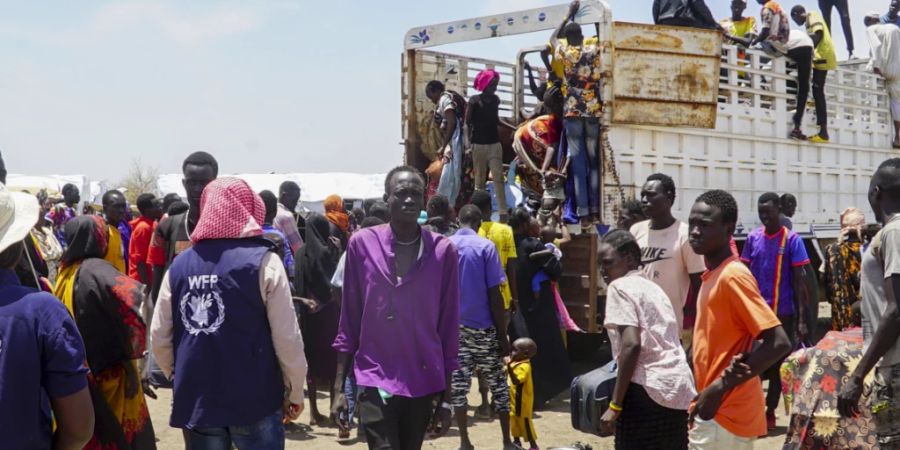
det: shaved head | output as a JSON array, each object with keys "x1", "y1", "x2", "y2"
[{"x1": 875, "y1": 158, "x2": 900, "y2": 195}]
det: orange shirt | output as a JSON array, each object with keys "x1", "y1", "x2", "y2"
[{"x1": 692, "y1": 256, "x2": 781, "y2": 438}]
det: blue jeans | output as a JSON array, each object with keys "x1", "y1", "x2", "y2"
[
  {"x1": 564, "y1": 117, "x2": 601, "y2": 218},
  {"x1": 343, "y1": 372, "x2": 358, "y2": 426},
  {"x1": 188, "y1": 410, "x2": 284, "y2": 450},
  {"x1": 437, "y1": 127, "x2": 464, "y2": 205}
]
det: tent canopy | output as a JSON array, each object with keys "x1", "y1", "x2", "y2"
[{"x1": 157, "y1": 173, "x2": 387, "y2": 212}]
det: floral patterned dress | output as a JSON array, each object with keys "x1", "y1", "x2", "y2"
[
  {"x1": 554, "y1": 40, "x2": 603, "y2": 118},
  {"x1": 822, "y1": 240, "x2": 862, "y2": 331},
  {"x1": 781, "y1": 328, "x2": 877, "y2": 449}
]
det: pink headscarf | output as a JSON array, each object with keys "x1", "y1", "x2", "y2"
[
  {"x1": 474, "y1": 69, "x2": 499, "y2": 92},
  {"x1": 190, "y1": 177, "x2": 266, "y2": 243}
]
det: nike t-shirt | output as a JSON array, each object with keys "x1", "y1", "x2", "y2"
[{"x1": 630, "y1": 220, "x2": 707, "y2": 328}]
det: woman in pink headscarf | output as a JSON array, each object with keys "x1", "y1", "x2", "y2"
[{"x1": 465, "y1": 68, "x2": 509, "y2": 221}]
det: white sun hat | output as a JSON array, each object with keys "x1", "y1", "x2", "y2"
[{"x1": 0, "y1": 183, "x2": 39, "y2": 254}]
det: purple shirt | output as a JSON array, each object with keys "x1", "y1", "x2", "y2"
[
  {"x1": 448, "y1": 228, "x2": 505, "y2": 329},
  {"x1": 0, "y1": 269, "x2": 89, "y2": 449},
  {"x1": 741, "y1": 227, "x2": 810, "y2": 316},
  {"x1": 333, "y1": 224, "x2": 460, "y2": 398}
]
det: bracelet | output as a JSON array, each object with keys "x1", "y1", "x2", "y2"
[{"x1": 609, "y1": 401, "x2": 623, "y2": 412}]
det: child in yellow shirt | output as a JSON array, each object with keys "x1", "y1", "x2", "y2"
[{"x1": 508, "y1": 338, "x2": 538, "y2": 450}]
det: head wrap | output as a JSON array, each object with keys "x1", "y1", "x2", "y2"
[
  {"x1": 324, "y1": 194, "x2": 350, "y2": 234},
  {"x1": 839, "y1": 207, "x2": 866, "y2": 241},
  {"x1": 474, "y1": 69, "x2": 500, "y2": 92},
  {"x1": 190, "y1": 177, "x2": 265, "y2": 243},
  {"x1": 61, "y1": 215, "x2": 109, "y2": 266},
  {"x1": 294, "y1": 214, "x2": 339, "y2": 304}
]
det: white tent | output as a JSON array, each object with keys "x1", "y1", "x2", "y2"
[
  {"x1": 5, "y1": 174, "x2": 93, "y2": 211},
  {"x1": 156, "y1": 173, "x2": 387, "y2": 213}
]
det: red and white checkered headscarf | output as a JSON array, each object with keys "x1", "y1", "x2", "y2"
[{"x1": 190, "y1": 177, "x2": 265, "y2": 243}]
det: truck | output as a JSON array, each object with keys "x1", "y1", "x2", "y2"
[{"x1": 401, "y1": 1, "x2": 895, "y2": 335}]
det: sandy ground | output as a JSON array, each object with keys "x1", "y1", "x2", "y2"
[
  {"x1": 147, "y1": 304, "x2": 836, "y2": 448},
  {"x1": 146, "y1": 382, "x2": 791, "y2": 449}
]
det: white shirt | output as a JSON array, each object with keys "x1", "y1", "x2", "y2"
[
  {"x1": 630, "y1": 220, "x2": 706, "y2": 328},
  {"x1": 786, "y1": 29, "x2": 814, "y2": 51},
  {"x1": 604, "y1": 271, "x2": 697, "y2": 410}
]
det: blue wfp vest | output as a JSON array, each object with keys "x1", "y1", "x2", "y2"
[{"x1": 168, "y1": 238, "x2": 283, "y2": 428}]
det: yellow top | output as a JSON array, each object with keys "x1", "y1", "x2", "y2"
[
  {"x1": 478, "y1": 221, "x2": 517, "y2": 308},
  {"x1": 719, "y1": 16, "x2": 757, "y2": 38},
  {"x1": 806, "y1": 11, "x2": 837, "y2": 70},
  {"x1": 545, "y1": 36, "x2": 599, "y2": 93},
  {"x1": 508, "y1": 360, "x2": 534, "y2": 418},
  {"x1": 104, "y1": 225, "x2": 126, "y2": 273}
]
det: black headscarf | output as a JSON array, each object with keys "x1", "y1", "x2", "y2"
[
  {"x1": 61, "y1": 215, "x2": 109, "y2": 266},
  {"x1": 295, "y1": 214, "x2": 339, "y2": 303},
  {"x1": 512, "y1": 236, "x2": 573, "y2": 408},
  {"x1": 57, "y1": 215, "x2": 146, "y2": 375}
]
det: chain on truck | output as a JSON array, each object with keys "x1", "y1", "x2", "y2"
[{"x1": 401, "y1": 1, "x2": 896, "y2": 340}]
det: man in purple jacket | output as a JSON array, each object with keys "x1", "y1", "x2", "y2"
[{"x1": 332, "y1": 166, "x2": 461, "y2": 450}]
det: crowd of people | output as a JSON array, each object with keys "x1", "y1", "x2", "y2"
[{"x1": 2, "y1": 140, "x2": 900, "y2": 450}]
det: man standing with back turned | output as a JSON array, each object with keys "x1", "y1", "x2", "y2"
[
  {"x1": 448, "y1": 204, "x2": 514, "y2": 450},
  {"x1": 151, "y1": 177, "x2": 308, "y2": 449},
  {"x1": 332, "y1": 166, "x2": 460, "y2": 450},
  {"x1": 792, "y1": 5, "x2": 837, "y2": 144}
]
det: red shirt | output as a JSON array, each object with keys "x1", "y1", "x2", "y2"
[{"x1": 128, "y1": 216, "x2": 156, "y2": 283}]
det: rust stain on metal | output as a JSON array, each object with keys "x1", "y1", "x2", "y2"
[
  {"x1": 616, "y1": 31, "x2": 684, "y2": 51},
  {"x1": 612, "y1": 22, "x2": 722, "y2": 128},
  {"x1": 674, "y1": 62, "x2": 709, "y2": 93}
]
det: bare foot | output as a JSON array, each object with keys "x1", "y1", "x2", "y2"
[{"x1": 310, "y1": 411, "x2": 328, "y2": 426}]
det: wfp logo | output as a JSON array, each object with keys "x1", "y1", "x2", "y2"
[{"x1": 180, "y1": 275, "x2": 226, "y2": 336}]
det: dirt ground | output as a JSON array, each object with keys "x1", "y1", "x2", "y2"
[
  {"x1": 148, "y1": 306, "x2": 837, "y2": 448},
  {"x1": 146, "y1": 383, "x2": 791, "y2": 449}
]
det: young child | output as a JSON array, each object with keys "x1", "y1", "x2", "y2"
[{"x1": 508, "y1": 338, "x2": 538, "y2": 450}]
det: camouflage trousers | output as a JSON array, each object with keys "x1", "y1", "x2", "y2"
[{"x1": 872, "y1": 364, "x2": 900, "y2": 449}]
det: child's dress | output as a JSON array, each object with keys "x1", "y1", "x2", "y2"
[{"x1": 508, "y1": 360, "x2": 537, "y2": 441}]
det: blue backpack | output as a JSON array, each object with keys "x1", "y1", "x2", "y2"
[{"x1": 570, "y1": 360, "x2": 617, "y2": 436}]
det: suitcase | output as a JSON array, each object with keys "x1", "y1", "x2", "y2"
[{"x1": 570, "y1": 360, "x2": 617, "y2": 436}]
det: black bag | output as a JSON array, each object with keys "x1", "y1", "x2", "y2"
[{"x1": 570, "y1": 360, "x2": 617, "y2": 436}]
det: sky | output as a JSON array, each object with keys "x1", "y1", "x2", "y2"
[{"x1": 0, "y1": 0, "x2": 890, "y2": 182}]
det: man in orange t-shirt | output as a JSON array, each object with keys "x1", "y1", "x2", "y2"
[{"x1": 686, "y1": 189, "x2": 792, "y2": 448}]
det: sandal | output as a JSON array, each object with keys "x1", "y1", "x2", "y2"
[{"x1": 788, "y1": 129, "x2": 807, "y2": 141}]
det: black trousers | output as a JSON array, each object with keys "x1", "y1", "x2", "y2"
[
  {"x1": 765, "y1": 314, "x2": 797, "y2": 412},
  {"x1": 787, "y1": 47, "x2": 813, "y2": 128},
  {"x1": 358, "y1": 387, "x2": 435, "y2": 450},
  {"x1": 818, "y1": 0, "x2": 853, "y2": 53},
  {"x1": 615, "y1": 383, "x2": 688, "y2": 450},
  {"x1": 813, "y1": 69, "x2": 828, "y2": 128}
]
